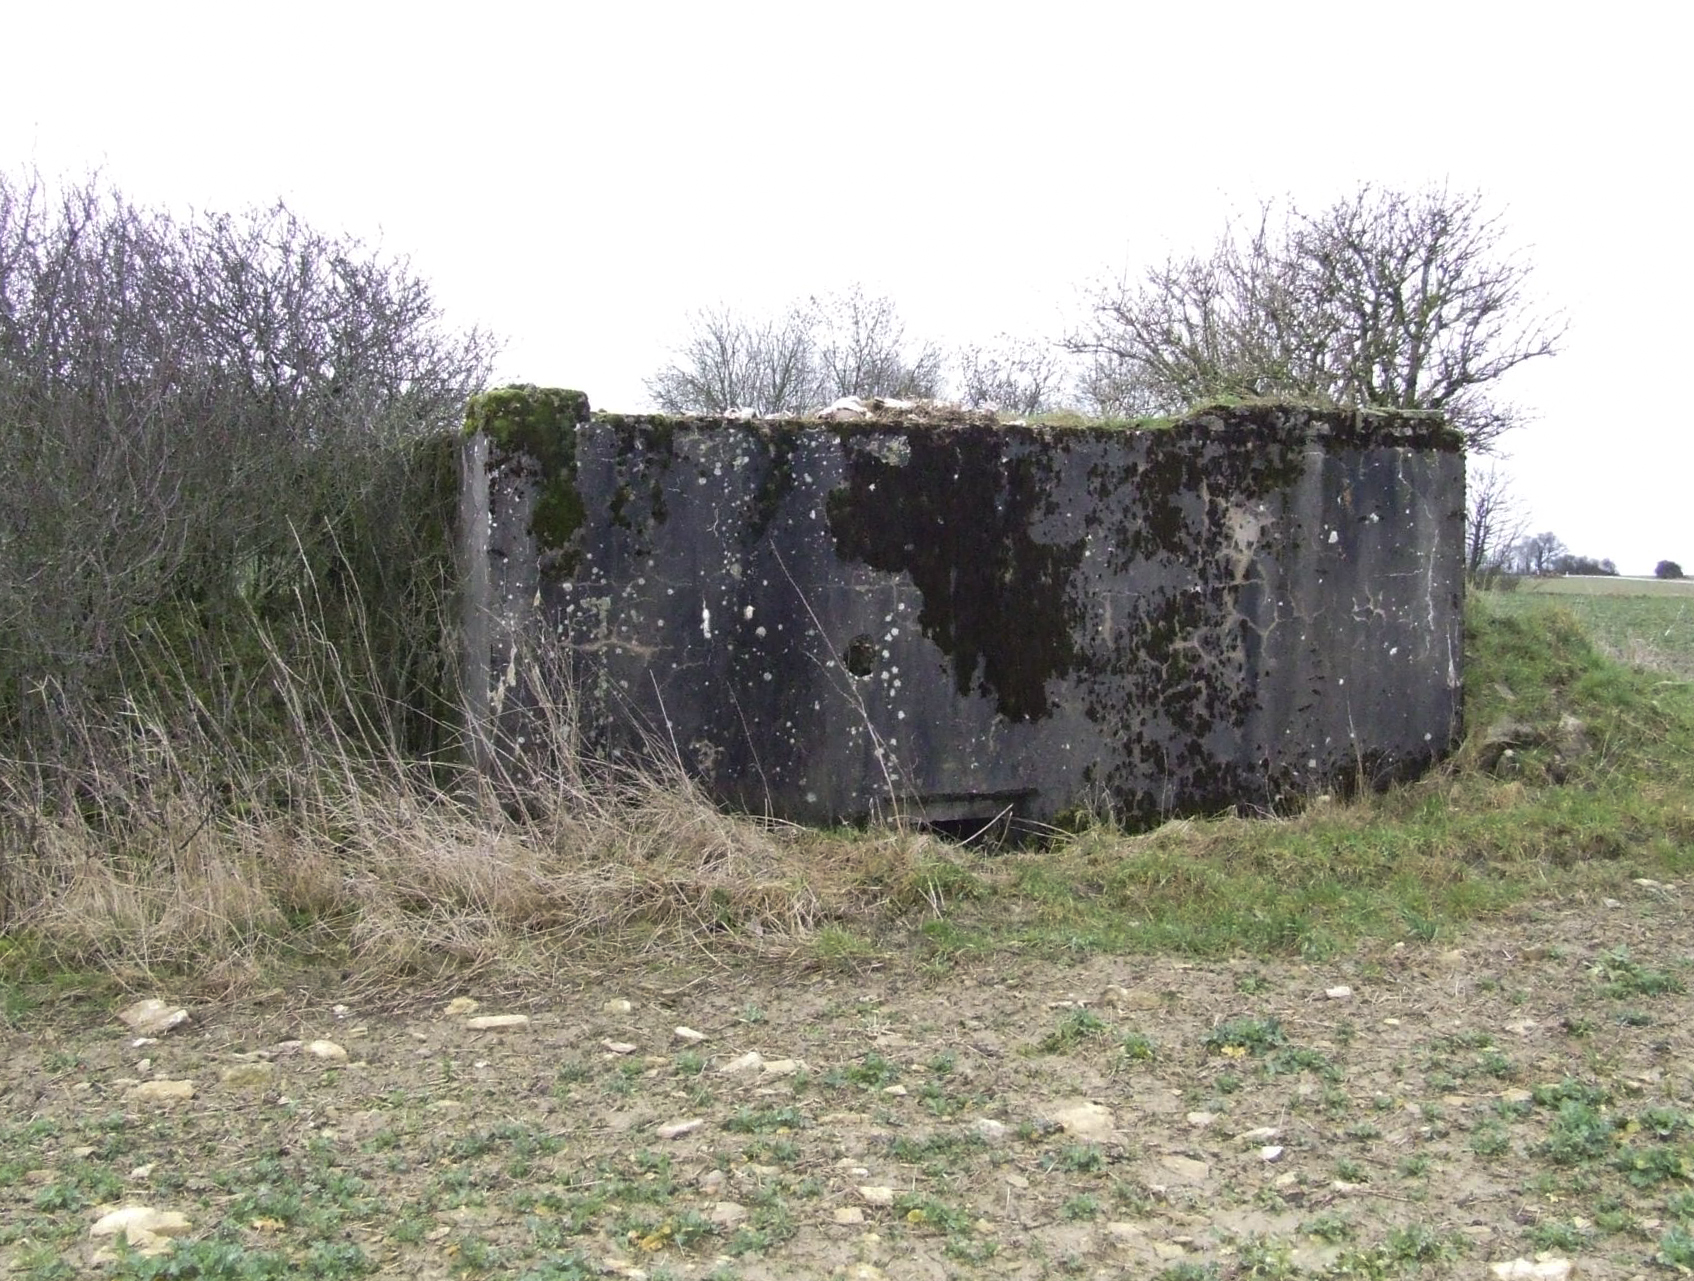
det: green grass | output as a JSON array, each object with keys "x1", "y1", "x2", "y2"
[
  {"x1": 1494, "y1": 578, "x2": 1694, "y2": 679},
  {"x1": 908, "y1": 595, "x2": 1694, "y2": 965}
]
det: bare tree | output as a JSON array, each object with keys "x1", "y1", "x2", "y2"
[
  {"x1": 1512, "y1": 531, "x2": 1569, "y2": 577},
  {"x1": 956, "y1": 337, "x2": 1073, "y2": 415},
  {"x1": 1465, "y1": 463, "x2": 1530, "y2": 583},
  {"x1": 644, "y1": 303, "x2": 821, "y2": 415},
  {"x1": 811, "y1": 286, "x2": 943, "y2": 402},
  {"x1": 645, "y1": 288, "x2": 940, "y2": 415},
  {"x1": 1067, "y1": 187, "x2": 1564, "y2": 450}
]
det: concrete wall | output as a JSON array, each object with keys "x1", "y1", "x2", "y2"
[{"x1": 462, "y1": 391, "x2": 1465, "y2": 828}]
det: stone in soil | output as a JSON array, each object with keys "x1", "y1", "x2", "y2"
[
  {"x1": 128, "y1": 1080, "x2": 194, "y2": 1104},
  {"x1": 465, "y1": 1014, "x2": 529, "y2": 1031},
  {"x1": 117, "y1": 999, "x2": 189, "y2": 1036}
]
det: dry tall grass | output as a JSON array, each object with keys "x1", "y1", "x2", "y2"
[{"x1": 0, "y1": 647, "x2": 942, "y2": 994}]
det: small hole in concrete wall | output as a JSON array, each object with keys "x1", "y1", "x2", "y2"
[{"x1": 843, "y1": 634, "x2": 877, "y2": 678}]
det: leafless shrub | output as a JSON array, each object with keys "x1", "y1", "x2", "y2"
[
  {"x1": 0, "y1": 167, "x2": 494, "y2": 765},
  {"x1": 646, "y1": 286, "x2": 942, "y2": 415},
  {"x1": 955, "y1": 337, "x2": 1074, "y2": 416}
]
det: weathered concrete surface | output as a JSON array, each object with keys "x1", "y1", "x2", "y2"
[{"x1": 462, "y1": 391, "x2": 1465, "y2": 827}]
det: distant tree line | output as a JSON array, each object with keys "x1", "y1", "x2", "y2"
[{"x1": 644, "y1": 287, "x2": 1072, "y2": 418}]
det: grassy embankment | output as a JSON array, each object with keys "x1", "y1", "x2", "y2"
[{"x1": 1, "y1": 580, "x2": 1691, "y2": 1004}]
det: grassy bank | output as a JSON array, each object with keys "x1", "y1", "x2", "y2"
[
  {"x1": 1493, "y1": 577, "x2": 1694, "y2": 682},
  {"x1": 2, "y1": 587, "x2": 1691, "y2": 1002}
]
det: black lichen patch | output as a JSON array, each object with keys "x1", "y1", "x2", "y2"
[
  {"x1": 603, "y1": 418, "x2": 679, "y2": 549},
  {"x1": 748, "y1": 425, "x2": 801, "y2": 543},
  {"x1": 466, "y1": 385, "x2": 592, "y2": 564},
  {"x1": 1085, "y1": 413, "x2": 1308, "y2": 564},
  {"x1": 826, "y1": 427, "x2": 1083, "y2": 722}
]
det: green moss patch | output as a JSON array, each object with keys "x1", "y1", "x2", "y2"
[{"x1": 466, "y1": 385, "x2": 592, "y2": 561}]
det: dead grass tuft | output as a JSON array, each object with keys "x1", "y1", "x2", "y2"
[{"x1": 0, "y1": 666, "x2": 933, "y2": 991}]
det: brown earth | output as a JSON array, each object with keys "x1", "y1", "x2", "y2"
[{"x1": 3, "y1": 882, "x2": 1691, "y2": 1280}]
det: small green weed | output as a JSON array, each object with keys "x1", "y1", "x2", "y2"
[
  {"x1": 1048, "y1": 1143, "x2": 1105, "y2": 1173},
  {"x1": 1385, "y1": 1224, "x2": 1455, "y2": 1264},
  {"x1": 722, "y1": 1106, "x2": 805, "y2": 1134},
  {"x1": 1542, "y1": 1100, "x2": 1615, "y2": 1165},
  {"x1": 1264, "y1": 1046, "x2": 1339, "y2": 1080},
  {"x1": 827, "y1": 1053, "x2": 900, "y2": 1089},
  {"x1": 1592, "y1": 946, "x2": 1684, "y2": 997},
  {"x1": 1116, "y1": 1030, "x2": 1157, "y2": 1063},
  {"x1": 1302, "y1": 1212, "x2": 1353, "y2": 1243},
  {"x1": 893, "y1": 1193, "x2": 974, "y2": 1234},
  {"x1": 1332, "y1": 1158, "x2": 1368, "y2": 1184},
  {"x1": 1470, "y1": 1120, "x2": 1511, "y2": 1157},
  {"x1": 1157, "y1": 1263, "x2": 1217, "y2": 1281},
  {"x1": 1038, "y1": 1008, "x2": 1109, "y2": 1052},
  {"x1": 1060, "y1": 1194, "x2": 1100, "y2": 1221},
  {"x1": 1532, "y1": 1078, "x2": 1609, "y2": 1108},
  {"x1": 1614, "y1": 1142, "x2": 1694, "y2": 1188},
  {"x1": 1205, "y1": 1017, "x2": 1285, "y2": 1057},
  {"x1": 1658, "y1": 1226, "x2": 1694, "y2": 1270},
  {"x1": 1528, "y1": 1221, "x2": 1587, "y2": 1251}
]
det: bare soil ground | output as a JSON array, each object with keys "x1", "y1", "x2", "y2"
[{"x1": 4, "y1": 883, "x2": 1692, "y2": 1281}]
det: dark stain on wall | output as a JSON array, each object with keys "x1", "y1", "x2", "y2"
[{"x1": 825, "y1": 428, "x2": 1083, "y2": 722}]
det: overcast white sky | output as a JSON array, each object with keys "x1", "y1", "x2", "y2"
[{"x1": 4, "y1": 1, "x2": 1688, "y2": 573}]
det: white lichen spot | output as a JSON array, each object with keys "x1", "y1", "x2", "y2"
[
  {"x1": 701, "y1": 606, "x2": 712, "y2": 640},
  {"x1": 1327, "y1": 529, "x2": 1339, "y2": 544},
  {"x1": 743, "y1": 605, "x2": 755, "y2": 621},
  {"x1": 755, "y1": 626, "x2": 767, "y2": 638}
]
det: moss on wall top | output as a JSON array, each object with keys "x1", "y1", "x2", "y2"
[
  {"x1": 589, "y1": 400, "x2": 1461, "y2": 452},
  {"x1": 466, "y1": 385, "x2": 591, "y2": 462},
  {"x1": 465, "y1": 385, "x2": 593, "y2": 562}
]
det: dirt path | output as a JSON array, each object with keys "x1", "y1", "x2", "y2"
[{"x1": 4, "y1": 883, "x2": 1691, "y2": 1279}]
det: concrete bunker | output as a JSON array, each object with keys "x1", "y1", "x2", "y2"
[{"x1": 461, "y1": 389, "x2": 1465, "y2": 829}]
